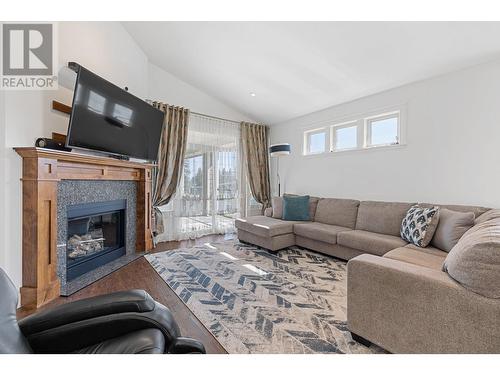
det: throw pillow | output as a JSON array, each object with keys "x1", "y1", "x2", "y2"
[
  {"x1": 400, "y1": 205, "x2": 440, "y2": 247},
  {"x1": 431, "y1": 208, "x2": 475, "y2": 252},
  {"x1": 282, "y1": 195, "x2": 310, "y2": 221},
  {"x1": 443, "y1": 217, "x2": 500, "y2": 298},
  {"x1": 283, "y1": 193, "x2": 319, "y2": 219},
  {"x1": 272, "y1": 197, "x2": 283, "y2": 219}
]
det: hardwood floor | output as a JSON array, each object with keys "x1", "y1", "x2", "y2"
[{"x1": 17, "y1": 234, "x2": 227, "y2": 354}]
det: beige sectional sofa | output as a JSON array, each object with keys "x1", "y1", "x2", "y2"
[
  {"x1": 236, "y1": 198, "x2": 459, "y2": 258},
  {"x1": 235, "y1": 196, "x2": 500, "y2": 353}
]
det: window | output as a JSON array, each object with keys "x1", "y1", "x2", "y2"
[
  {"x1": 246, "y1": 191, "x2": 262, "y2": 217},
  {"x1": 332, "y1": 123, "x2": 358, "y2": 151},
  {"x1": 112, "y1": 104, "x2": 133, "y2": 126},
  {"x1": 157, "y1": 115, "x2": 243, "y2": 242},
  {"x1": 304, "y1": 128, "x2": 327, "y2": 154},
  {"x1": 183, "y1": 155, "x2": 204, "y2": 199},
  {"x1": 302, "y1": 108, "x2": 403, "y2": 156},
  {"x1": 366, "y1": 113, "x2": 399, "y2": 147},
  {"x1": 87, "y1": 90, "x2": 106, "y2": 114}
]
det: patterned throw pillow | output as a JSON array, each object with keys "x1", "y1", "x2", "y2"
[{"x1": 400, "y1": 205, "x2": 440, "y2": 247}]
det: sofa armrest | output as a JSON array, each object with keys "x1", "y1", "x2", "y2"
[{"x1": 347, "y1": 254, "x2": 500, "y2": 353}]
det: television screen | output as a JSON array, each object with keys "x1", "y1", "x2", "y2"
[{"x1": 66, "y1": 65, "x2": 164, "y2": 161}]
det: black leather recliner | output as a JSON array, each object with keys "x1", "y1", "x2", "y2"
[{"x1": 0, "y1": 268, "x2": 206, "y2": 354}]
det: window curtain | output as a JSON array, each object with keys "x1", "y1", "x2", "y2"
[
  {"x1": 241, "y1": 122, "x2": 271, "y2": 212},
  {"x1": 150, "y1": 101, "x2": 189, "y2": 240},
  {"x1": 156, "y1": 114, "x2": 243, "y2": 242}
]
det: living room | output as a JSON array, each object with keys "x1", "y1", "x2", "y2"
[{"x1": 1, "y1": 1, "x2": 499, "y2": 373}]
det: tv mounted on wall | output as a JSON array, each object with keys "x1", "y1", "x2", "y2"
[{"x1": 66, "y1": 63, "x2": 164, "y2": 161}]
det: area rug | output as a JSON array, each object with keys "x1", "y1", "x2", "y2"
[{"x1": 145, "y1": 239, "x2": 383, "y2": 354}]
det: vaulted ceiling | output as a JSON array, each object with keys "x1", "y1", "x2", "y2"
[{"x1": 123, "y1": 22, "x2": 500, "y2": 124}]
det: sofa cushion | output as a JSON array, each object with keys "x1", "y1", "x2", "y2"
[
  {"x1": 384, "y1": 245, "x2": 447, "y2": 270},
  {"x1": 431, "y1": 208, "x2": 475, "y2": 252},
  {"x1": 356, "y1": 201, "x2": 416, "y2": 236},
  {"x1": 314, "y1": 198, "x2": 360, "y2": 229},
  {"x1": 293, "y1": 222, "x2": 352, "y2": 245},
  {"x1": 420, "y1": 202, "x2": 490, "y2": 219},
  {"x1": 474, "y1": 209, "x2": 499, "y2": 225},
  {"x1": 443, "y1": 217, "x2": 500, "y2": 298},
  {"x1": 307, "y1": 196, "x2": 320, "y2": 220},
  {"x1": 400, "y1": 205, "x2": 440, "y2": 247},
  {"x1": 271, "y1": 197, "x2": 284, "y2": 218},
  {"x1": 283, "y1": 195, "x2": 310, "y2": 221},
  {"x1": 337, "y1": 230, "x2": 408, "y2": 256},
  {"x1": 235, "y1": 216, "x2": 297, "y2": 237}
]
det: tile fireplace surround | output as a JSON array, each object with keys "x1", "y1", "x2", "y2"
[
  {"x1": 57, "y1": 180, "x2": 138, "y2": 295},
  {"x1": 14, "y1": 147, "x2": 154, "y2": 308}
]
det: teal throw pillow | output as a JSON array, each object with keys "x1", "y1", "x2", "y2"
[{"x1": 282, "y1": 195, "x2": 310, "y2": 221}]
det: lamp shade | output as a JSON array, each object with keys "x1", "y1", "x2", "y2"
[{"x1": 269, "y1": 143, "x2": 291, "y2": 156}]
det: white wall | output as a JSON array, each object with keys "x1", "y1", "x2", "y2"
[
  {"x1": 0, "y1": 90, "x2": 6, "y2": 275},
  {"x1": 1, "y1": 21, "x2": 150, "y2": 291},
  {"x1": 270, "y1": 59, "x2": 500, "y2": 208},
  {"x1": 148, "y1": 62, "x2": 253, "y2": 121},
  {"x1": 0, "y1": 22, "x2": 251, "y2": 291}
]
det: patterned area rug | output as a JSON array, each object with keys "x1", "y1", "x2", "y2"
[{"x1": 145, "y1": 239, "x2": 383, "y2": 354}]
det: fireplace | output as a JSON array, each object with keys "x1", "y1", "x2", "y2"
[
  {"x1": 15, "y1": 147, "x2": 152, "y2": 308},
  {"x1": 66, "y1": 199, "x2": 126, "y2": 281}
]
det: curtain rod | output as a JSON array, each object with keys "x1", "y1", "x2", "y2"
[
  {"x1": 190, "y1": 111, "x2": 241, "y2": 124},
  {"x1": 147, "y1": 99, "x2": 243, "y2": 124}
]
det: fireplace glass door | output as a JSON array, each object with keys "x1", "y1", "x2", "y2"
[{"x1": 66, "y1": 200, "x2": 126, "y2": 281}]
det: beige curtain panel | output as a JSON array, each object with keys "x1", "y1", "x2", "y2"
[
  {"x1": 241, "y1": 122, "x2": 272, "y2": 212},
  {"x1": 151, "y1": 101, "x2": 190, "y2": 237}
]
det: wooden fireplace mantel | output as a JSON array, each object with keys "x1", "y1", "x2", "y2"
[{"x1": 15, "y1": 147, "x2": 154, "y2": 308}]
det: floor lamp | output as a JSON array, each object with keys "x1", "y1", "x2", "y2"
[{"x1": 269, "y1": 143, "x2": 291, "y2": 197}]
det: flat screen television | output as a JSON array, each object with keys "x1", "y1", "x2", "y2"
[{"x1": 66, "y1": 64, "x2": 164, "y2": 161}]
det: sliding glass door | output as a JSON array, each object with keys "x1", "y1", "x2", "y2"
[
  {"x1": 157, "y1": 114, "x2": 244, "y2": 241},
  {"x1": 182, "y1": 153, "x2": 206, "y2": 218}
]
